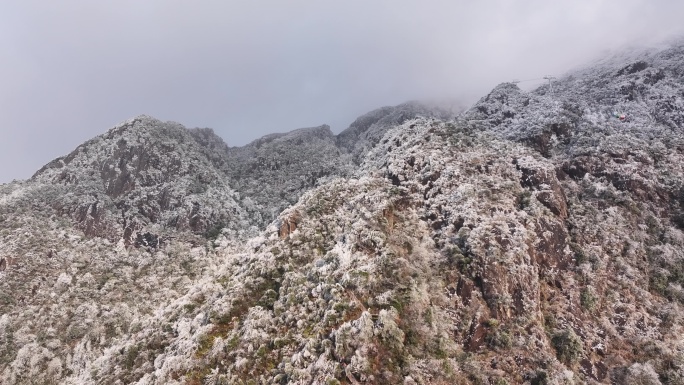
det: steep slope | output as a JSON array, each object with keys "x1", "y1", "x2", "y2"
[
  {"x1": 27, "y1": 111, "x2": 679, "y2": 384},
  {"x1": 8, "y1": 110, "x2": 679, "y2": 384},
  {"x1": 0, "y1": 103, "x2": 459, "y2": 384},
  {"x1": 2, "y1": 42, "x2": 684, "y2": 385},
  {"x1": 456, "y1": 42, "x2": 684, "y2": 383},
  {"x1": 77, "y1": 112, "x2": 684, "y2": 384}
]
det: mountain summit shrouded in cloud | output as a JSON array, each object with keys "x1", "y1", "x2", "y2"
[
  {"x1": 2, "y1": 1, "x2": 684, "y2": 182},
  {"x1": 1, "y1": 41, "x2": 684, "y2": 384}
]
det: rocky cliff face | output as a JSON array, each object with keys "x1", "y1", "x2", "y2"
[{"x1": 2, "y1": 43, "x2": 684, "y2": 384}]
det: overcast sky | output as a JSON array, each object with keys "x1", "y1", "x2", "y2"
[{"x1": 1, "y1": 0, "x2": 683, "y2": 183}]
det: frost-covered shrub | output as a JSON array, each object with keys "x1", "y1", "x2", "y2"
[
  {"x1": 624, "y1": 362, "x2": 663, "y2": 385},
  {"x1": 580, "y1": 286, "x2": 598, "y2": 311},
  {"x1": 551, "y1": 329, "x2": 583, "y2": 364}
]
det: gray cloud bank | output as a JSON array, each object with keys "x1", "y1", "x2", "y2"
[{"x1": 1, "y1": 0, "x2": 683, "y2": 182}]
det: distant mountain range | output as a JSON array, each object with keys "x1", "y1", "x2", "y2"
[{"x1": 1, "y1": 42, "x2": 683, "y2": 384}]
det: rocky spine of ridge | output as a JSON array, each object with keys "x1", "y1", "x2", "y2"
[{"x1": 5, "y1": 101, "x2": 448, "y2": 247}]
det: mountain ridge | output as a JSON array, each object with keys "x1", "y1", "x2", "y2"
[{"x1": 2, "y1": 42, "x2": 684, "y2": 384}]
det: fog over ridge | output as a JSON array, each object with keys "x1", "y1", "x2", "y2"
[{"x1": 1, "y1": 0, "x2": 683, "y2": 182}]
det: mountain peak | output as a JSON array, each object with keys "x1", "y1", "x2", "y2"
[
  {"x1": 104, "y1": 114, "x2": 166, "y2": 136},
  {"x1": 28, "y1": 116, "x2": 250, "y2": 242}
]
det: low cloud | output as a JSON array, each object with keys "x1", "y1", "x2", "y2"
[{"x1": 1, "y1": 0, "x2": 683, "y2": 182}]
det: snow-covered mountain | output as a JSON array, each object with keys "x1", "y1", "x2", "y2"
[
  {"x1": 1, "y1": 43, "x2": 684, "y2": 384},
  {"x1": 29, "y1": 115, "x2": 254, "y2": 243}
]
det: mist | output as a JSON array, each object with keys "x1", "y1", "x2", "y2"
[{"x1": 1, "y1": 0, "x2": 683, "y2": 182}]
